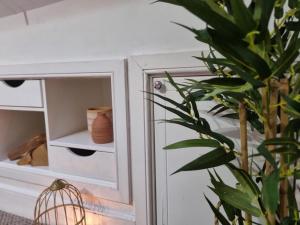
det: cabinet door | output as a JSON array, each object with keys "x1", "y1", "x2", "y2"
[{"x1": 153, "y1": 76, "x2": 238, "y2": 225}]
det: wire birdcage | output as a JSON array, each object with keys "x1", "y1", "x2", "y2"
[{"x1": 33, "y1": 179, "x2": 87, "y2": 225}]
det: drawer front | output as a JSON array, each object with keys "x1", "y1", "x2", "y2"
[
  {"x1": 0, "y1": 80, "x2": 43, "y2": 107},
  {"x1": 48, "y1": 146, "x2": 117, "y2": 182}
]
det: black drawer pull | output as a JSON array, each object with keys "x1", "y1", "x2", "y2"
[
  {"x1": 68, "y1": 148, "x2": 96, "y2": 157},
  {"x1": 3, "y1": 80, "x2": 25, "y2": 88}
]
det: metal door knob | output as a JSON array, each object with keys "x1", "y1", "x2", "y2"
[{"x1": 154, "y1": 81, "x2": 163, "y2": 90}]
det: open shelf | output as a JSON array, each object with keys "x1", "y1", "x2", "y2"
[
  {"x1": 0, "y1": 110, "x2": 46, "y2": 161},
  {"x1": 0, "y1": 158, "x2": 49, "y2": 170},
  {"x1": 45, "y1": 77, "x2": 114, "y2": 145},
  {"x1": 49, "y1": 130, "x2": 114, "y2": 152}
]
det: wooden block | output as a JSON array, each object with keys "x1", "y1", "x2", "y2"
[
  {"x1": 8, "y1": 134, "x2": 46, "y2": 160},
  {"x1": 31, "y1": 144, "x2": 48, "y2": 167},
  {"x1": 17, "y1": 153, "x2": 32, "y2": 166}
]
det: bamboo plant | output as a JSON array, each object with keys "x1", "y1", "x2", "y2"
[{"x1": 151, "y1": 0, "x2": 300, "y2": 224}]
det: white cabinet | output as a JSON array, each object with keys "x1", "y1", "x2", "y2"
[
  {"x1": 0, "y1": 80, "x2": 43, "y2": 107},
  {"x1": 0, "y1": 60, "x2": 131, "y2": 206}
]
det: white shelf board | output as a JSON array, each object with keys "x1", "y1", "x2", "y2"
[
  {"x1": 0, "y1": 159, "x2": 117, "y2": 189},
  {"x1": 0, "y1": 158, "x2": 48, "y2": 171},
  {"x1": 0, "y1": 105, "x2": 44, "y2": 112},
  {"x1": 49, "y1": 130, "x2": 115, "y2": 153}
]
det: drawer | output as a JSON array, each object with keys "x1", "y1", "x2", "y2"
[
  {"x1": 0, "y1": 80, "x2": 43, "y2": 107},
  {"x1": 48, "y1": 146, "x2": 117, "y2": 182}
]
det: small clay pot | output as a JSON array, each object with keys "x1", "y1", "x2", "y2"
[
  {"x1": 87, "y1": 107, "x2": 112, "y2": 133},
  {"x1": 91, "y1": 112, "x2": 113, "y2": 144}
]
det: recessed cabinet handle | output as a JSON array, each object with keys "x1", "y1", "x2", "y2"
[
  {"x1": 68, "y1": 148, "x2": 96, "y2": 157},
  {"x1": 3, "y1": 80, "x2": 25, "y2": 88}
]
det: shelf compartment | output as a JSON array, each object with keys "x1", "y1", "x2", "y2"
[
  {"x1": 48, "y1": 146, "x2": 117, "y2": 182},
  {"x1": 0, "y1": 110, "x2": 46, "y2": 161},
  {"x1": 49, "y1": 130, "x2": 114, "y2": 152},
  {"x1": 0, "y1": 80, "x2": 43, "y2": 108},
  {"x1": 45, "y1": 77, "x2": 114, "y2": 144}
]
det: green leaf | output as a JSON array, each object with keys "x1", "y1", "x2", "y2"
[
  {"x1": 205, "y1": 196, "x2": 231, "y2": 225},
  {"x1": 284, "y1": 95, "x2": 300, "y2": 113},
  {"x1": 201, "y1": 77, "x2": 246, "y2": 86},
  {"x1": 287, "y1": 182, "x2": 299, "y2": 220},
  {"x1": 213, "y1": 106, "x2": 229, "y2": 116},
  {"x1": 222, "y1": 113, "x2": 239, "y2": 119},
  {"x1": 156, "y1": 0, "x2": 243, "y2": 39},
  {"x1": 262, "y1": 169, "x2": 280, "y2": 213},
  {"x1": 226, "y1": 163, "x2": 260, "y2": 197},
  {"x1": 194, "y1": 57, "x2": 265, "y2": 87},
  {"x1": 164, "y1": 139, "x2": 220, "y2": 150},
  {"x1": 271, "y1": 38, "x2": 300, "y2": 78},
  {"x1": 172, "y1": 147, "x2": 235, "y2": 174},
  {"x1": 147, "y1": 92, "x2": 189, "y2": 113},
  {"x1": 264, "y1": 137, "x2": 300, "y2": 148},
  {"x1": 209, "y1": 132, "x2": 235, "y2": 150},
  {"x1": 257, "y1": 142, "x2": 277, "y2": 168},
  {"x1": 221, "y1": 200, "x2": 236, "y2": 222},
  {"x1": 207, "y1": 29, "x2": 271, "y2": 80},
  {"x1": 280, "y1": 217, "x2": 297, "y2": 225},
  {"x1": 163, "y1": 119, "x2": 198, "y2": 132},
  {"x1": 151, "y1": 100, "x2": 195, "y2": 123},
  {"x1": 165, "y1": 72, "x2": 188, "y2": 102},
  {"x1": 208, "y1": 104, "x2": 224, "y2": 113},
  {"x1": 255, "y1": 0, "x2": 276, "y2": 39},
  {"x1": 230, "y1": 0, "x2": 256, "y2": 33},
  {"x1": 275, "y1": 6, "x2": 284, "y2": 19},
  {"x1": 210, "y1": 183, "x2": 262, "y2": 217},
  {"x1": 189, "y1": 92, "x2": 201, "y2": 121},
  {"x1": 286, "y1": 21, "x2": 300, "y2": 31},
  {"x1": 284, "y1": 119, "x2": 300, "y2": 137},
  {"x1": 288, "y1": 0, "x2": 298, "y2": 8}
]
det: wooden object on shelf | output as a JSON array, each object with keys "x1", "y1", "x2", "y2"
[
  {"x1": 17, "y1": 152, "x2": 32, "y2": 166},
  {"x1": 87, "y1": 106, "x2": 112, "y2": 132},
  {"x1": 16, "y1": 144, "x2": 48, "y2": 167},
  {"x1": 8, "y1": 134, "x2": 46, "y2": 160},
  {"x1": 92, "y1": 112, "x2": 113, "y2": 144},
  {"x1": 31, "y1": 144, "x2": 48, "y2": 166}
]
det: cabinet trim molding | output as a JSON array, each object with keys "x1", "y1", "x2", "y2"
[{"x1": 129, "y1": 51, "x2": 208, "y2": 225}]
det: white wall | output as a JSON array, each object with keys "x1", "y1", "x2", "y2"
[{"x1": 0, "y1": 0, "x2": 206, "y2": 65}]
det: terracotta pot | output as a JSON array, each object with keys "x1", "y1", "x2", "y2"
[
  {"x1": 87, "y1": 107, "x2": 112, "y2": 133},
  {"x1": 91, "y1": 111, "x2": 113, "y2": 144}
]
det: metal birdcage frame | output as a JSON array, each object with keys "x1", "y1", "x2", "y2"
[{"x1": 33, "y1": 179, "x2": 87, "y2": 225}]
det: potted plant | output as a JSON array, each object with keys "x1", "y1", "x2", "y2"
[{"x1": 152, "y1": 0, "x2": 300, "y2": 224}]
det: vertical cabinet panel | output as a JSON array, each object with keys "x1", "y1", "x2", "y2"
[{"x1": 153, "y1": 76, "x2": 237, "y2": 225}]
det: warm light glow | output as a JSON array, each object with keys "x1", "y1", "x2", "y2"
[
  {"x1": 85, "y1": 212, "x2": 102, "y2": 225},
  {"x1": 66, "y1": 207, "x2": 102, "y2": 225}
]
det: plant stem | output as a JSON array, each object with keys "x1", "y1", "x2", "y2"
[
  {"x1": 239, "y1": 102, "x2": 252, "y2": 225},
  {"x1": 279, "y1": 79, "x2": 289, "y2": 219},
  {"x1": 263, "y1": 80, "x2": 279, "y2": 225}
]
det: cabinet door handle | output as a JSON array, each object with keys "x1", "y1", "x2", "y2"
[{"x1": 153, "y1": 81, "x2": 163, "y2": 90}]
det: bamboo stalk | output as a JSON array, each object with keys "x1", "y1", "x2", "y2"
[
  {"x1": 263, "y1": 80, "x2": 279, "y2": 225},
  {"x1": 239, "y1": 102, "x2": 251, "y2": 225},
  {"x1": 279, "y1": 79, "x2": 289, "y2": 219}
]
